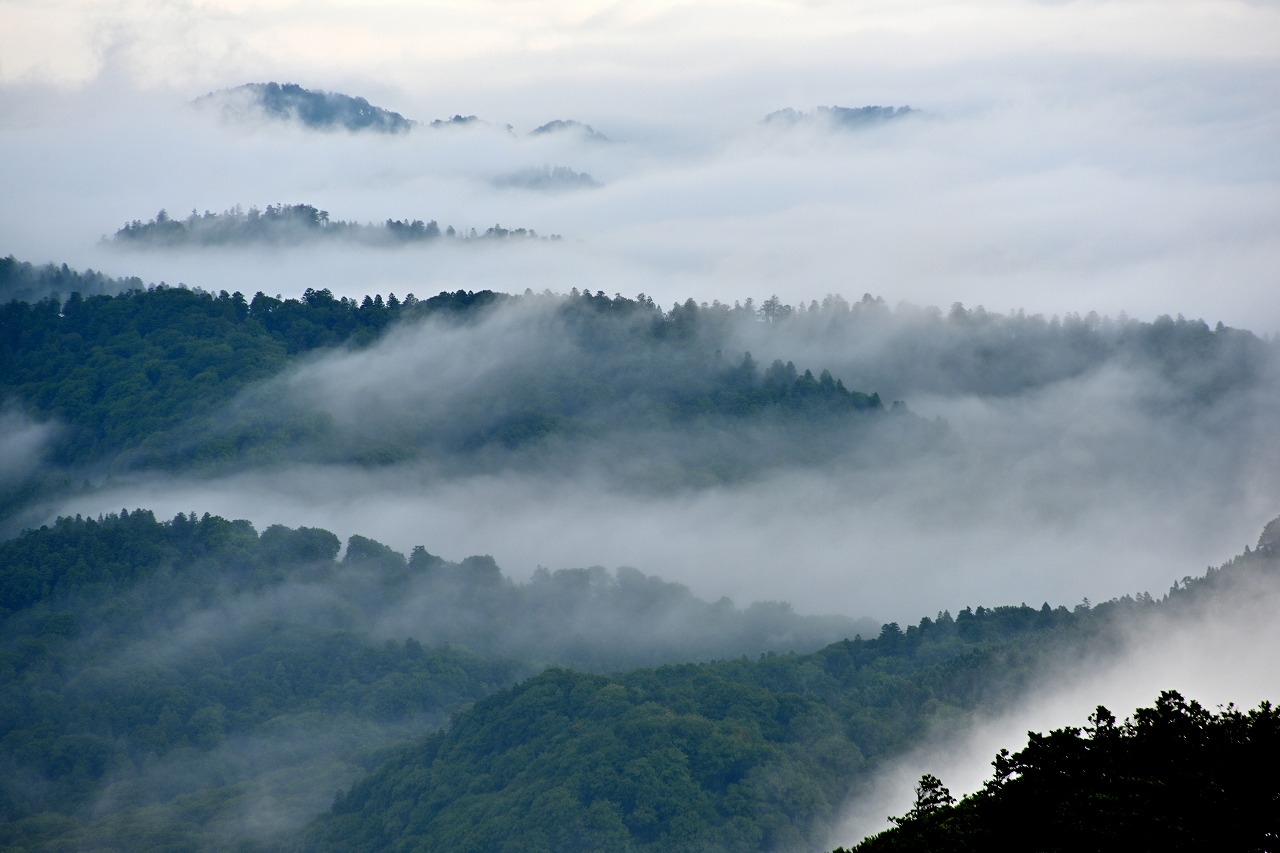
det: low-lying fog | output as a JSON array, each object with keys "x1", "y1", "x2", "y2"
[
  {"x1": 23, "y1": 293, "x2": 1279, "y2": 624},
  {"x1": 2, "y1": 0, "x2": 1276, "y2": 628}
]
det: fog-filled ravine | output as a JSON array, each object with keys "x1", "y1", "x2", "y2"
[
  {"x1": 5, "y1": 507, "x2": 1279, "y2": 851},
  {"x1": 4, "y1": 269, "x2": 1278, "y2": 621},
  {"x1": 3, "y1": 1, "x2": 1279, "y2": 850}
]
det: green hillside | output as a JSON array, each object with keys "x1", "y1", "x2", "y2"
[{"x1": 300, "y1": 526, "x2": 1280, "y2": 852}]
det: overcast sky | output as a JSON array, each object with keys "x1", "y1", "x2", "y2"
[{"x1": 2, "y1": 0, "x2": 1278, "y2": 327}]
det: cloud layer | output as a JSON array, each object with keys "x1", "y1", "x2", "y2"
[{"x1": 1, "y1": 1, "x2": 1277, "y2": 327}]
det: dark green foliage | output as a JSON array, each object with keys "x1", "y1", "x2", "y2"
[
  {"x1": 0, "y1": 508, "x2": 181, "y2": 614},
  {"x1": 0, "y1": 274, "x2": 906, "y2": 516},
  {"x1": 0, "y1": 508, "x2": 879, "y2": 850},
  {"x1": 4, "y1": 510, "x2": 1277, "y2": 851},
  {"x1": 303, "y1": 539, "x2": 1280, "y2": 853},
  {"x1": 297, "y1": 608, "x2": 1038, "y2": 852},
  {"x1": 0, "y1": 279, "x2": 509, "y2": 477},
  {"x1": 306, "y1": 665, "x2": 857, "y2": 853},
  {"x1": 240, "y1": 289, "x2": 899, "y2": 488},
  {"x1": 8, "y1": 260, "x2": 1271, "y2": 527},
  {"x1": 0, "y1": 284, "x2": 291, "y2": 468},
  {"x1": 844, "y1": 692, "x2": 1280, "y2": 852},
  {"x1": 197, "y1": 82, "x2": 415, "y2": 133},
  {"x1": 0, "y1": 511, "x2": 534, "y2": 850}
]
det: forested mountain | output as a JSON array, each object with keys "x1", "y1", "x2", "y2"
[
  {"x1": 190, "y1": 87, "x2": 609, "y2": 139},
  {"x1": 529, "y1": 119, "x2": 611, "y2": 142},
  {"x1": 0, "y1": 272, "x2": 911, "y2": 528},
  {"x1": 301, "y1": 522, "x2": 1280, "y2": 853},
  {"x1": 2, "y1": 261, "x2": 1279, "y2": 850},
  {"x1": 0, "y1": 509, "x2": 868, "y2": 851},
  {"x1": 4, "y1": 258, "x2": 1278, "y2": 532},
  {"x1": 112, "y1": 204, "x2": 556, "y2": 247},
  {"x1": 842, "y1": 690, "x2": 1280, "y2": 852},
  {"x1": 2, "y1": 505, "x2": 1276, "y2": 852},
  {"x1": 194, "y1": 83, "x2": 415, "y2": 133}
]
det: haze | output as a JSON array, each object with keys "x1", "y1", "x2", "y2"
[
  {"x1": 3, "y1": 0, "x2": 1278, "y2": 325},
  {"x1": 2, "y1": 5, "x2": 1280, "y2": 846}
]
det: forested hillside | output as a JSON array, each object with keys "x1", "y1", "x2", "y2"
[
  {"x1": 0, "y1": 509, "x2": 868, "y2": 851},
  {"x1": 3, "y1": 261, "x2": 1279, "y2": 850},
  {"x1": 0, "y1": 269, "x2": 910, "y2": 527},
  {"x1": 6, "y1": 258, "x2": 1275, "y2": 534},
  {"x1": 301, "y1": 524, "x2": 1280, "y2": 853}
]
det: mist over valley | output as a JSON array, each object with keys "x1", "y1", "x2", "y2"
[{"x1": 2, "y1": 0, "x2": 1279, "y2": 849}]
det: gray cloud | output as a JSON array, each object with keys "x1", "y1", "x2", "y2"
[
  {"x1": 3, "y1": 38, "x2": 1278, "y2": 326},
  {"x1": 0, "y1": 406, "x2": 59, "y2": 491}
]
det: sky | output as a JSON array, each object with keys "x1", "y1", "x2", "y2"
[{"x1": 1, "y1": 0, "x2": 1278, "y2": 326}]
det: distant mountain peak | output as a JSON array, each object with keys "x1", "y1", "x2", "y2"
[
  {"x1": 764, "y1": 104, "x2": 917, "y2": 129},
  {"x1": 194, "y1": 82, "x2": 415, "y2": 133},
  {"x1": 529, "y1": 119, "x2": 611, "y2": 143},
  {"x1": 429, "y1": 114, "x2": 482, "y2": 128},
  {"x1": 491, "y1": 165, "x2": 601, "y2": 192}
]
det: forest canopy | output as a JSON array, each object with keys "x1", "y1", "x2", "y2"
[{"x1": 111, "y1": 205, "x2": 558, "y2": 247}]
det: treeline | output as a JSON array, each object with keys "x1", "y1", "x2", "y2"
[
  {"x1": 0, "y1": 282, "x2": 506, "y2": 468},
  {"x1": 0, "y1": 255, "x2": 141, "y2": 304},
  {"x1": 0, "y1": 509, "x2": 866, "y2": 669},
  {"x1": 302, "y1": 523, "x2": 1280, "y2": 853},
  {"x1": 113, "y1": 204, "x2": 560, "y2": 247},
  {"x1": 843, "y1": 690, "x2": 1280, "y2": 852},
  {"x1": 4, "y1": 259, "x2": 1276, "y2": 522},
  {"x1": 0, "y1": 509, "x2": 865, "y2": 850},
  {"x1": 0, "y1": 280, "x2": 904, "y2": 514}
]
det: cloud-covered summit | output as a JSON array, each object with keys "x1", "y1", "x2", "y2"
[
  {"x1": 194, "y1": 82, "x2": 415, "y2": 133},
  {"x1": 763, "y1": 105, "x2": 918, "y2": 130}
]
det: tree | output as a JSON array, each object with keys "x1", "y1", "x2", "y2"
[{"x1": 889, "y1": 774, "x2": 955, "y2": 826}]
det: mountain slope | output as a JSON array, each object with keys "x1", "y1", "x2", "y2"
[
  {"x1": 194, "y1": 82, "x2": 414, "y2": 133},
  {"x1": 301, "y1": 521, "x2": 1280, "y2": 853},
  {"x1": 0, "y1": 509, "x2": 866, "y2": 851}
]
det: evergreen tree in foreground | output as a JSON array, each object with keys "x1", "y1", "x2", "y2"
[{"x1": 842, "y1": 690, "x2": 1280, "y2": 852}]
